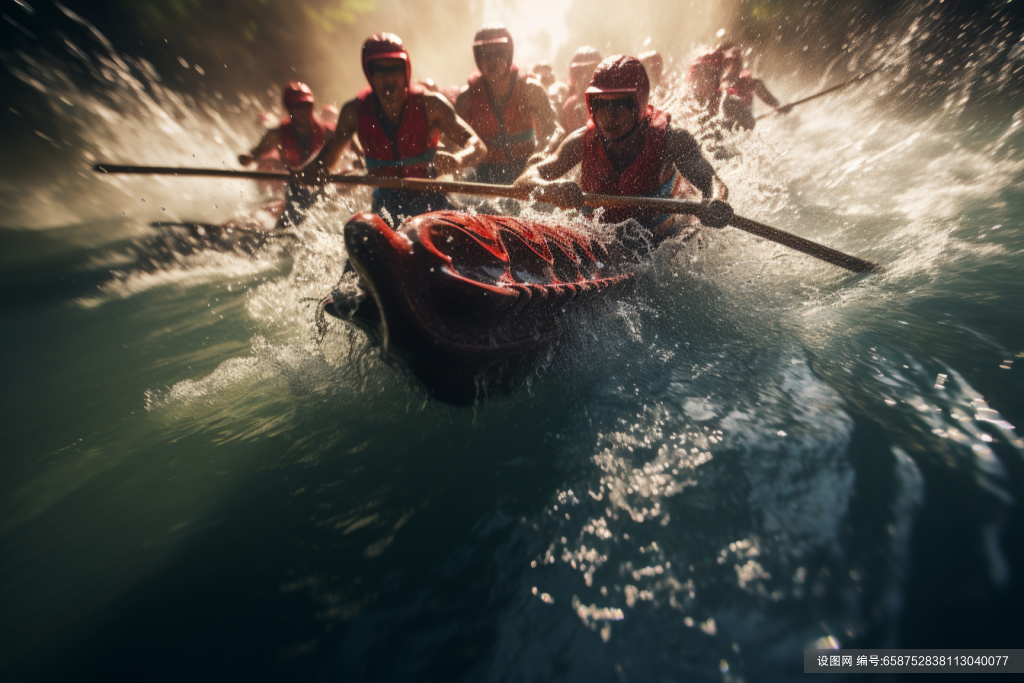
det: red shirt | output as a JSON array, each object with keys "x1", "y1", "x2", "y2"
[{"x1": 277, "y1": 116, "x2": 332, "y2": 167}]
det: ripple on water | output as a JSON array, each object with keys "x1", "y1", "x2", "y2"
[{"x1": 499, "y1": 346, "x2": 858, "y2": 675}]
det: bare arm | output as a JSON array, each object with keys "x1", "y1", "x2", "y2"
[
  {"x1": 664, "y1": 126, "x2": 732, "y2": 226},
  {"x1": 294, "y1": 99, "x2": 358, "y2": 183},
  {"x1": 424, "y1": 91, "x2": 487, "y2": 175},
  {"x1": 512, "y1": 129, "x2": 586, "y2": 207},
  {"x1": 238, "y1": 129, "x2": 281, "y2": 166},
  {"x1": 665, "y1": 128, "x2": 728, "y2": 201},
  {"x1": 524, "y1": 80, "x2": 563, "y2": 155},
  {"x1": 454, "y1": 85, "x2": 472, "y2": 122},
  {"x1": 752, "y1": 78, "x2": 786, "y2": 111}
]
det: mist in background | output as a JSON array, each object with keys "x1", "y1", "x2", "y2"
[
  {"x1": 5, "y1": 0, "x2": 1023, "y2": 129},
  {"x1": 2, "y1": 0, "x2": 1023, "y2": 230}
]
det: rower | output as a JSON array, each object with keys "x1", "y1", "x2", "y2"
[
  {"x1": 296, "y1": 33, "x2": 486, "y2": 225},
  {"x1": 560, "y1": 46, "x2": 603, "y2": 134},
  {"x1": 718, "y1": 47, "x2": 790, "y2": 130},
  {"x1": 455, "y1": 23, "x2": 563, "y2": 185},
  {"x1": 238, "y1": 82, "x2": 335, "y2": 227},
  {"x1": 686, "y1": 44, "x2": 730, "y2": 119},
  {"x1": 514, "y1": 55, "x2": 732, "y2": 258}
]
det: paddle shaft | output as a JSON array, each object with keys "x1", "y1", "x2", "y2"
[
  {"x1": 755, "y1": 67, "x2": 882, "y2": 121},
  {"x1": 94, "y1": 164, "x2": 876, "y2": 273},
  {"x1": 93, "y1": 163, "x2": 540, "y2": 201},
  {"x1": 586, "y1": 194, "x2": 876, "y2": 273},
  {"x1": 94, "y1": 164, "x2": 292, "y2": 182}
]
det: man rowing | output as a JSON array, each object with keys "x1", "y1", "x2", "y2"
[
  {"x1": 238, "y1": 82, "x2": 335, "y2": 227},
  {"x1": 514, "y1": 55, "x2": 732, "y2": 259},
  {"x1": 686, "y1": 44, "x2": 729, "y2": 119},
  {"x1": 560, "y1": 46, "x2": 604, "y2": 134},
  {"x1": 297, "y1": 33, "x2": 486, "y2": 225},
  {"x1": 718, "y1": 47, "x2": 789, "y2": 130},
  {"x1": 455, "y1": 23, "x2": 563, "y2": 184}
]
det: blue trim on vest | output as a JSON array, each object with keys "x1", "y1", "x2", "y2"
[
  {"x1": 364, "y1": 148, "x2": 437, "y2": 170},
  {"x1": 487, "y1": 128, "x2": 537, "y2": 149},
  {"x1": 646, "y1": 175, "x2": 679, "y2": 226}
]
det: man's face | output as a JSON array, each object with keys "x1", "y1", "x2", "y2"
[
  {"x1": 591, "y1": 94, "x2": 637, "y2": 141},
  {"x1": 369, "y1": 58, "x2": 408, "y2": 106},
  {"x1": 474, "y1": 43, "x2": 511, "y2": 84},
  {"x1": 287, "y1": 101, "x2": 315, "y2": 125}
]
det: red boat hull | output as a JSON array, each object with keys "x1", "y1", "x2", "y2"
[{"x1": 322, "y1": 211, "x2": 641, "y2": 403}]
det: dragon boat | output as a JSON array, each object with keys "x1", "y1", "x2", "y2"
[{"x1": 318, "y1": 211, "x2": 694, "y2": 404}]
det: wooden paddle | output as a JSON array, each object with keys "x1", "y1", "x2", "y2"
[
  {"x1": 755, "y1": 66, "x2": 883, "y2": 121},
  {"x1": 94, "y1": 164, "x2": 877, "y2": 273}
]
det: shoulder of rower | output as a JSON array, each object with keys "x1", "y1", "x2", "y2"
[
  {"x1": 335, "y1": 99, "x2": 360, "y2": 135},
  {"x1": 664, "y1": 125, "x2": 701, "y2": 154},
  {"x1": 562, "y1": 126, "x2": 588, "y2": 145},
  {"x1": 261, "y1": 127, "x2": 283, "y2": 143},
  {"x1": 423, "y1": 89, "x2": 457, "y2": 120},
  {"x1": 521, "y1": 79, "x2": 551, "y2": 107},
  {"x1": 251, "y1": 127, "x2": 282, "y2": 153},
  {"x1": 549, "y1": 127, "x2": 586, "y2": 163}
]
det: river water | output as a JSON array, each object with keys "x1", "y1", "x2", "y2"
[{"x1": 2, "y1": 7, "x2": 1023, "y2": 683}]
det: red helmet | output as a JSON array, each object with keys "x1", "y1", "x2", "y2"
[
  {"x1": 585, "y1": 55, "x2": 651, "y2": 120},
  {"x1": 362, "y1": 33, "x2": 411, "y2": 85},
  {"x1": 283, "y1": 82, "x2": 314, "y2": 106},
  {"x1": 567, "y1": 46, "x2": 603, "y2": 90},
  {"x1": 570, "y1": 45, "x2": 603, "y2": 67},
  {"x1": 473, "y1": 23, "x2": 514, "y2": 65}
]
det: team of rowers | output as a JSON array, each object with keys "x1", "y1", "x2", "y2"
[{"x1": 238, "y1": 25, "x2": 790, "y2": 249}]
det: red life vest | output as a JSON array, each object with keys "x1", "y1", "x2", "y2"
[
  {"x1": 466, "y1": 65, "x2": 537, "y2": 166},
  {"x1": 721, "y1": 71, "x2": 754, "y2": 107},
  {"x1": 278, "y1": 116, "x2": 331, "y2": 167},
  {"x1": 356, "y1": 86, "x2": 436, "y2": 179},
  {"x1": 580, "y1": 107, "x2": 672, "y2": 224}
]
